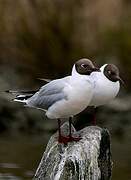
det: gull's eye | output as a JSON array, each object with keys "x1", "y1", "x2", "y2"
[{"x1": 81, "y1": 64, "x2": 88, "y2": 68}]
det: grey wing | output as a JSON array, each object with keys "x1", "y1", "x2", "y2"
[{"x1": 27, "y1": 77, "x2": 69, "y2": 110}]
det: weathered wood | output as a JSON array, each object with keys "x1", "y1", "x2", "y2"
[{"x1": 34, "y1": 122, "x2": 112, "y2": 180}]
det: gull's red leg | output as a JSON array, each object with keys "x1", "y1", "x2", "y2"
[
  {"x1": 69, "y1": 117, "x2": 72, "y2": 138},
  {"x1": 57, "y1": 119, "x2": 69, "y2": 145},
  {"x1": 58, "y1": 118, "x2": 61, "y2": 139},
  {"x1": 92, "y1": 108, "x2": 97, "y2": 125},
  {"x1": 92, "y1": 114, "x2": 96, "y2": 125},
  {"x1": 57, "y1": 118, "x2": 81, "y2": 144},
  {"x1": 68, "y1": 117, "x2": 81, "y2": 142}
]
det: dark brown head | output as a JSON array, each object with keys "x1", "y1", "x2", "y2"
[
  {"x1": 103, "y1": 64, "x2": 123, "y2": 83},
  {"x1": 75, "y1": 58, "x2": 100, "y2": 75}
]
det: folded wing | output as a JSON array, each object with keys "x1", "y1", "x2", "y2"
[{"x1": 26, "y1": 77, "x2": 69, "y2": 110}]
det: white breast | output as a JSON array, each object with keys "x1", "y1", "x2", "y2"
[
  {"x1": 89, "y1": 72, "x2": 120, "y2": 107},
  {"x1": 46, "y1": 76, "x2": 93, "y2": 119}
]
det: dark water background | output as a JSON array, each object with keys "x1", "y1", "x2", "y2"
[{"x1": 0, "y1": 133, "x2": 46, "y2": 180}]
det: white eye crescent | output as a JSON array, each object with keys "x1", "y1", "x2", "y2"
[
  {"x1": 108, "y1": 70, "x2": 111, "y2": 75},
  {"x1": 81, "y1": 64, "x2": 87, "y2": 68}
]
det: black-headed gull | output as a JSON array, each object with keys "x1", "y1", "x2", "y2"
[
  {"x1": 7, "y1": 58, "x2": 100, "y2": 144},
  {"x1": 89, "y1": 63, "x2": 123, "y2": 124},
  {"x1": 90, "y1": 64, "x2": 122, "y2": 107}
]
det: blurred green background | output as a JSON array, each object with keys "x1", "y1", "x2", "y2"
[{"x1": 0, "y1": 0, "x2": 131, "y2": 179}]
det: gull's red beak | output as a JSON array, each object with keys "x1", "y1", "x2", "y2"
[{"x1": 116, "y1": 76, "x2": 125, "y2": 85}]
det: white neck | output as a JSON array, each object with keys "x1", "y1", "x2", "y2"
[
  {"x1": 71, "y1": 64, "x2": 79, "y2": 76},
  {"x1": 71, "y1": 64, "x2": 91, "y2": 82},
  {"x1": 100, "y1": 64, "x2": 108, "y2": 73}
]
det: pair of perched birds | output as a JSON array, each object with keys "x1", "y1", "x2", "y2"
[{"x1": 8, "y1": 58, "x2": 123, "y2": 144}]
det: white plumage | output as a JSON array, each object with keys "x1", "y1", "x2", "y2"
[
  {"x1": 89, "y1": 64, "x2": 120, "y2": 107},
  {"x1": 27, "y1": 65, "x2": 94, "y2": 119},
  {"x1": 13, "y1": 59, "x2": 99, "y2": 120}
]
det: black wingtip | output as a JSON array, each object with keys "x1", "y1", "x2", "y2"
[
  {"x1": 5, "y1": 90, "x2": 10, "y2": 93},
  {"x1": 5, "y1": 90, "x2": 16, "y2": 93}
]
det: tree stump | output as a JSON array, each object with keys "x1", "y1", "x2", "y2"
[{"x1": 34, "y1": 122, "x2": 112, "y2": 180}]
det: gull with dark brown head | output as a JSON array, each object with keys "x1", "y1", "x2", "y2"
[
  {"x1": 7, "y1": 58, "x2": 100, "y2": 144},
  {"x1": 90, "y1": 64, "x2": 122, "y2": 107},
  {"x1": 88, "y1": 63, "x2": 123, "y2": 125}
]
